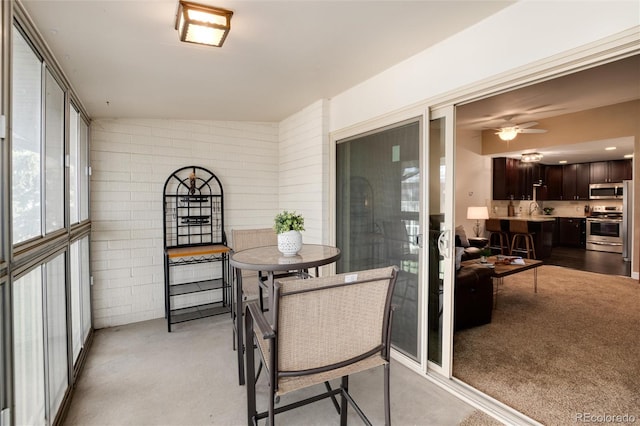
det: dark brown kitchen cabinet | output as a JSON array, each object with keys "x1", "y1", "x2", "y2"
[
  {"x1": 557, "y1": 217, "x2": 586, "y2": 248},
  {"x1": 562, "y1": 163, "x2": 590, "y2": 200},
  {"x1": 492, "y1": 157, "x2": 520, "y2": 200},
  {"x1": 544, "y1": 165, "x2": 563, "y2": 200},
  {"x1": 590, "y1": 159, "x2": 632, "y2": 183},
  {"x1": 608, "y1": 159, "x2": 632, "y2": 182},
  {"x1": 519, "y1": 162, "x2": 545, "y2": 200}
]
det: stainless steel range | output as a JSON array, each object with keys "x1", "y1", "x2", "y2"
[{"x1": 586, "y1": 205, "x2": 623, "y2": 253}]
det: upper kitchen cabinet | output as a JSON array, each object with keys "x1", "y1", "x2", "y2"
[
  {"x1": 562, "y1": 163, "x2": 590, "y2": 200},
  {"x1": 492, "y1": 157, "x2": 520, "y2": 200},
  {"x1": 590, "y1": 159, "x2": 632, "y2": 183},
  {"x1": 544, "y1": 165, "x2": 563, "y2": 200},
  {"x1": 518, "y1": 162, "x2": 545, "y2": 200}
]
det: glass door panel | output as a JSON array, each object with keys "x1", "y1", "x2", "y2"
[
  {"x1": 336, "y1": 119, "x2": 422, "y2": 360},
  {"x1": 427, "y1": 107, "x2": 455, "y2": 374}
]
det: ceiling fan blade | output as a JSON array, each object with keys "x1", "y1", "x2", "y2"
[
  {"x1": 519, "y1": 128, "x2": 547, "y2": 134},
  {"x1": 517, "y1": 121, "x2": 539, "y2": 129}
]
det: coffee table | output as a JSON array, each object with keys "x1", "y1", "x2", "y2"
[{"x1": 461, "y1": 256, "x2": 543, "y2": 307}]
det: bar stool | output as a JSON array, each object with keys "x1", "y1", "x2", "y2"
[
  {"x1": 509, "y1": 220, "x2": 536, "y2": 259},
  {"x1": 486, "y1": 218, "x2": 509, "y2": 255}
]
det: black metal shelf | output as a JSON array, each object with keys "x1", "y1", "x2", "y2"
[
  {"x1": 163, "y1": 166, "x2": 229, "y2": 332},
  {"x1": 169, "y1": 302, "x2": 231, "y2": 325},
  {"x1": 169, "y1": 278, "x2": 226, "y2": 296}
]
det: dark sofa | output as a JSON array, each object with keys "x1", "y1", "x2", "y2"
[{"x1": 454, "y1": 263, "x2": 494, "y2": 331}]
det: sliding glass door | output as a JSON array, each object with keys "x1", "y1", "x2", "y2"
[
  {"x1": 427, "y1": 106, "x2": 456, "y2": 374},
  {"x1": 336, "y1": 119, "x2": 423, "y2": 360}
]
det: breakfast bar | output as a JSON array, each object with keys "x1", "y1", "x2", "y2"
[{"x1": 493, "y1": 216, "x2": 555, "y2": 259}]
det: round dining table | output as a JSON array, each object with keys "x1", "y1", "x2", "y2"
[{"x1": 230, "y1": 244, "x2": 341, "y2": 385}]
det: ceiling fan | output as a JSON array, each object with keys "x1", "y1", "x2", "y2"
[{"x1": 495, "y1": 118, "x2": 547, "y2": 141}]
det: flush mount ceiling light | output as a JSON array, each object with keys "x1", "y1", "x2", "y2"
[
  {"x1": 175, "y1": 1, "x2": 233, "y2": 47},
  {"x1": 521, "y1": 152, "x2": 543, "y2": 163}
]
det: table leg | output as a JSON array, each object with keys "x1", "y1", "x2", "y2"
[
  {"x1": 534, "y1": 267, "x2": 538, "y2": 293},
  {"x1": 235, "y1": 271, "x2": 245, "y2": 386},
  {"x1": 493, "y1": 277, "x2": 503, "y2": 309}
]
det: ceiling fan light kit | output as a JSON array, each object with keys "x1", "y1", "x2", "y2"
[
  {"x1": 497, "y1": 127, "x2": 518, "y2": 141},
  {"x1": 494, "y1": 119, "x2": 548, "y2": 141}
]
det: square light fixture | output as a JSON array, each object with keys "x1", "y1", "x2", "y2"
[
  {"x1": 521, "y1": 152, "x2": 543, "y2": 163},
  {"x1": 175, "y1": 1, "x2": 233, "y2": 47}
]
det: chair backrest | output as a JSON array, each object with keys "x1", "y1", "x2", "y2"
[
  {"x1": 509, "y1": 220, "x2": 529, "y2": 234},
  {"x1": 485, "y1": 218, "x2": 502, "y2": 233},
  {"x1": 232, "y1": 228, "x2": 278, "y2": 284},
  {"x1": 232, "y1": 228, "x2": 277, "y2": 252},
  {"x1": 273, "y1": 266, "x2": 398, "y2": 374}
]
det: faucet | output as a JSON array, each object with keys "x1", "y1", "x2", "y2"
[{"x1": 528, "y1": 201, "x2": 539, "y2": 216}]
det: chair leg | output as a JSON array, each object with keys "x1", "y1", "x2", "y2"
[
  {"x1": 529, "y1": 235, "x2": 536, "y2": 259},
  {"x1": 245, "y1": 313, "x2": 256, "y2": 426},
  {"x1": 325, "y1": 382, "x2": 341, "y2": 414},
  {"x1": 340, "y1": 376, "x2": 349, "y2": 426},
  {"x1": 384, "y1": 363, "x2": 391, "y2": 426}
]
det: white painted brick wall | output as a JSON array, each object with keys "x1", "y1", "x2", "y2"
[
  {"x1": 90, "y1": 118, "x2": 279, "y2": 328},
  {"x1": 278, "y1": 99, "x2": 330, "y2": 244}
]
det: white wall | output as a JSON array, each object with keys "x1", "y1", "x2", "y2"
[
  {"x1": 278, "y1": 99, "x2": 330, "y2": 244},
  {"x1": 455, "y1": 128, "x2": 492, "y2": 237},
  {"x1": 90, "y1": 119, "x2": 278, "y2": 328},
  {"x1": 329, "y1": 1, "x2": 639, "y2": 132}
]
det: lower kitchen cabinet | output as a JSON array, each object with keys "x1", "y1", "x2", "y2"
[{"x1": 557, "y1": 217, "x2": 586, "y2": 248}]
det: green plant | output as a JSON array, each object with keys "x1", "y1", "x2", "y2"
[
  {"x1": 274, "y1": 210, "x2": 305, "y2": 234},
  {"x1": 480, "y1": 247, "x2": 492, "y2": 257}
]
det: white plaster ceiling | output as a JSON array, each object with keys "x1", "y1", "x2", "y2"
[
  {"x1": 19, "y1": 1, "x2": 639, "y2": 164},
  {"x1": 20, "y1": 0, "x2": 514, "y2": 121},
  {"x1": 457, "y1": 55, "x2": 640, "y2": 164}
]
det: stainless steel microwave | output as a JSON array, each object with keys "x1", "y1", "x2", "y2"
[{"x1": 589, "y1": 183, "x2": 623, "y2": 200}]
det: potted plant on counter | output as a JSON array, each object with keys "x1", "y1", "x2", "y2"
[{"x1": 274, "y1": 210, "x2": 305, "y2": 256}]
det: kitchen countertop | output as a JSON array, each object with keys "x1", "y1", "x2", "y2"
[{"x1": 493, "y1": 216, "x2": 556, "y2": 222}]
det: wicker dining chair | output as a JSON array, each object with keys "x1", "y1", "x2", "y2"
[{"x1": 245, "y1": 265, "x2": 399, "y2": 426}]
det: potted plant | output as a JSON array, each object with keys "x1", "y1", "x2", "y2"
[
  {"x1": 274, "y1": 210, "x2": 305, "y2": 256},
  {"x1": 479, "y1": 247, "x2": 492, "y2": 263}
]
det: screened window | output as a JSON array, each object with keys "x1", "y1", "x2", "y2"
[
  {"x1": 12, "y1": 26, "x2": 42, "y2": 244},
  {"x1": 69, "y1": 107, "x2": 78, "y2": 224},
  {"x1": 13, "y1": 252, "x2": 68, "y2": 426},
  {"x1": 13, "y1": 267, "x2": 46, "y2": 425},
  {"x1": 46, "y1": 253, "x2": 68, "y2": 416},
  {"x1": 0, "y1": 281, "x2": 6, "y2": 416},
  {"x1": 70, "y1": 236, "x2": 91, "y2": 363},
  {"x1": 44, "y1": 70, "x2": 65, "y2": 233},
  {"x1": 12, "y1": 26, "x2": 67, "y2": 243},
  {"x1": 69, "y1": 105, "x2": 90, "y2": 225},
  {"x1": 79, "y1": 117, "x2": 90, "y2": 222}
]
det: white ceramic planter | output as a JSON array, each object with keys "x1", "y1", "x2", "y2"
[{"x1": 277, "y1": 230, "x2": 302, "y2": 256}]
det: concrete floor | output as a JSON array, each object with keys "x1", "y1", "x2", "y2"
[{"x1": 63, "y1": 315, "x2": 483, "y2": 425}]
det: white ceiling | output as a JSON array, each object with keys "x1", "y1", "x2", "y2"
[
  {"x1": 457, "y1": 54, "x2": 640, "y2": 164},
  {"x1": 20, "y1": 0, "x2": 514, "y2": 122},
  {"x1": 19, "y1": 1, "x2": 639, "y2": 164}
]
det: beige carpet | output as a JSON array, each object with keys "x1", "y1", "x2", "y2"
[{"x1": 453, "y1": 265, "x2": 640, "y2": 425}]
